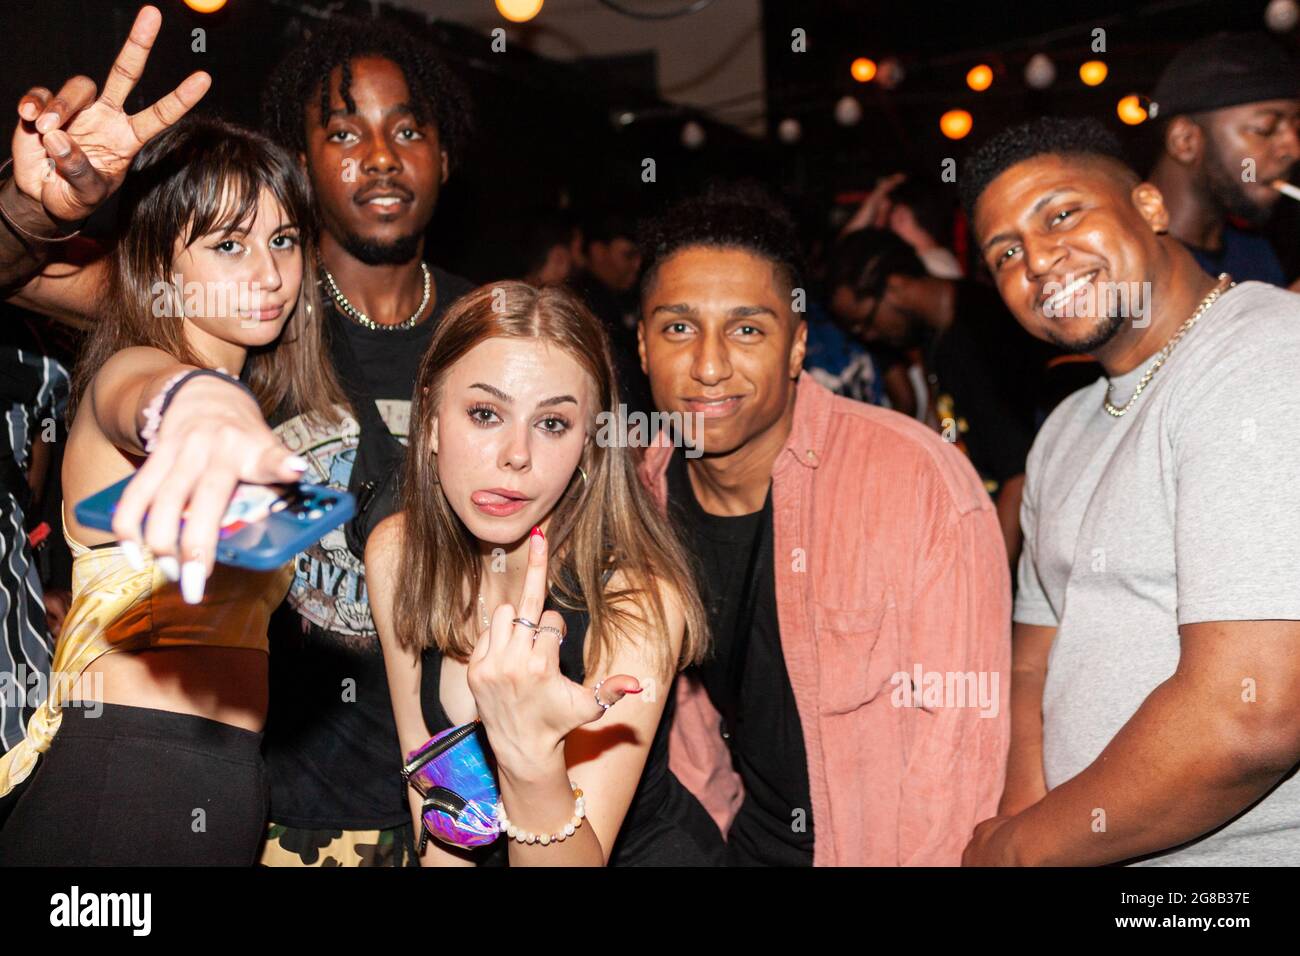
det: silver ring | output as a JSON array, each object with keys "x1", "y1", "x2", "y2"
[
  {"x1": 511, "y1": 616, "x2": 539, "y2": 631},
  {"x1": 593, "y1": 678, "x2": 612, "y2": 712},
  {"x1": 535, "y1": 624, "x2": 564, "y2": 642}
]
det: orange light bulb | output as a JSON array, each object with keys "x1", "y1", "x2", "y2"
[
  {"x1": 851, "y1": 57, "x2": 878, "y2": 83},
  {"x1": 939, "y1": 109, "x2": 973, "y2": 140},
  {"x1": 966, "y1": 64, "x2": 993, "y2": 92},
  {"x1": 1079, "y1": 60, "x2": 1108, "y2": 87}
]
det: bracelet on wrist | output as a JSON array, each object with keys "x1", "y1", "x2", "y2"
[
  {"x1": 138, "y1": 367, "x2": 258, "y2": 453},
  {"x1": 0, "y1": 157, "x2": 83, "y2": 243},
  {"x1": 495, "y1": 782, "x2": 585, "y2": 847}
]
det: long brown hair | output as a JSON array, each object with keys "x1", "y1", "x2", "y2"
[
  {"x1": 68, "y1": 115, "x2": 348, "y2": 427},
  {"x1": 393, "y1": 281, "x2": 708, "y2": 681}
]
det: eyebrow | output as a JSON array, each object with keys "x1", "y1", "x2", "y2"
[
  {"x1": 980, "y1": 188, "x2": 1076, "y2": 253},
  {"x1": 1248, "y1": 106, "x2": 1300, "y2": 120},
  {"x1": 323, "y1": 103, "x2": 415, "y2": 122},
  {"x1": 215, "y1": 217, "x2": 296, "y2": 238},
  {"x1": 650, "y1": 303, "x2": 779, "y2": 318},
  {"x1": 469, "y1": 383, "x2": 578, "y2": 408}
]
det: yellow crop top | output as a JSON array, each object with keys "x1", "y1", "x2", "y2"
[{"x1": 0, "y1": 503, "x2": 294, "y2": 797}]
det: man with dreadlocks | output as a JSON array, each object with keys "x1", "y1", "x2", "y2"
[{"x1": 257, "y1": 18, "x2": 475, "y2": 867}]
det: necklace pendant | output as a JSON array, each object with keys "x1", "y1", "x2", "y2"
[{"x1": 1101, "y1": 273, "x2": 1232, "y2": 417}]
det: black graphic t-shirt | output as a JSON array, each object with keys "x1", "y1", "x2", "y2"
[{"x1": 262, "y1": 266, "x2": 474, "y2": 830}]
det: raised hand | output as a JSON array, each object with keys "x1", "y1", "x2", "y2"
[
  {"x1": 10, "y1": 5, "x2": 210, "y2": 227},
  {"x1": 468, "y1": 526, "x2": 640, "y2": 776}
]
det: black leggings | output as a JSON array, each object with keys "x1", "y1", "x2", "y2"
[{"x1": 0, "y1": 702, "x2": 267, "y2": 865}]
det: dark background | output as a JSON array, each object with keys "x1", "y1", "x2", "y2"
[{"x1": 2, "y1": 0, "x2": 1297, "y2": 280}]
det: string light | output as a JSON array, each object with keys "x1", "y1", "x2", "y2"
[
  {"x1": 183, "y1": 0, "x2": 228, "y2": 11},
  {"x1": 1025, "y1": 53, "x2": 1056, "y2": 89},
  {"x1": 496, "y1": 0, "x2": 544, "y2": 22},
  {"x1": 835, "y1": 96, "x2": 863, "y2": 126},
  {"x1": 1079, "y1": 60, "x2": 1108, "y2": 86},
  {"x1": 940, "y1": 109, "x2": 973, "y2": 139},
  {"x1": 1117, "y1": 94, "x2": 1148, "y2": 125},
  {"x1": 851, "y1": 57, "x2": 877, "y2": 83},
  {"x1": 966, "y1": 64, "x2": 993, "y2": 92},
  {"x1": 876, "y1": 57, "x2": 905, "y2": 90},
  {"x1": 1266, "y1": 0, "x2": 1299, "y2": 32},
  {"x1": 681, "y1": 120, "x2": 706, "y2": 149}
]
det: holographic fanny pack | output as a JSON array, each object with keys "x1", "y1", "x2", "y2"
[{"x1": 401, "y1": 720, "x2": 501, "y2": 853}]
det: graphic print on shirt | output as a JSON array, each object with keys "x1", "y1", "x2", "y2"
[{"x1": 273, "y1": 398, "x2": 409, "y2": 647}]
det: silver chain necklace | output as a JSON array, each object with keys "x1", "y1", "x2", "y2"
[
  {"x1": 1103, "y1": 273, "x2": 1233, "y2": 417},
  {"x1": 319, "y1": 258, "x2": 431, "y2": 331}
]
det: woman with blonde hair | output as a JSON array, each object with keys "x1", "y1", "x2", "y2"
[{"x1": 367, "y1": 280, "x2": 724, "y2": 865}]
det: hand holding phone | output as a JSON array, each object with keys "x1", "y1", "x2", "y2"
[{"x1": 76, "y1": 479, "x2": 356, "y2": 574}]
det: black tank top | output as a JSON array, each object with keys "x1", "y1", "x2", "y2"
[{"x1": 419, "y1": 594, "x2": 724, "y2": 866}]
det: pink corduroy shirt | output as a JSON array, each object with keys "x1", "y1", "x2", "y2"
[{"x1": 639, "y1": 372, "x2": 1011, "y2": 866}]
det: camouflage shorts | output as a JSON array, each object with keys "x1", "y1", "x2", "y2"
[{"x1": 259, "y1": 821, "x2": 419, "y2": 867}]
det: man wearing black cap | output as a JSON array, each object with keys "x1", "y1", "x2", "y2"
[{"x1": 1147, "y1": 31, "x2": 1300, "y2": 286}]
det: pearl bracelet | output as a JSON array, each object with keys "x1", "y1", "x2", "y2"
[{"x1": 495, "y1": 782, "x2": 585, "y2": 846}]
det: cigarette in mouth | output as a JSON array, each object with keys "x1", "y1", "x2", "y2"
[{"x1": 1272, "y1": 179, "x2": 1300, "y2": 202}]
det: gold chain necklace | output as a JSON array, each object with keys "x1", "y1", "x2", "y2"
[
  {"x1": 1103, "y1": 273, "x2": 1233, "y2": 417},
  {"x1": 319, "y1": 257, "x2": 431, "y2": 331}
]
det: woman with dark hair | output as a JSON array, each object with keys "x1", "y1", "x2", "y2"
[
  {"x1": 0, "y1": 114, "x2": 350, "y2": 865},
  {"x1": 366, "y1": 281, "x2": 725, "y2": 865}
]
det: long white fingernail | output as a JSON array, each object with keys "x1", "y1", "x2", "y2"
[
  {"x1": 119, "y1": 539, "x2": 145, "y2": 572},
  {"x1": 285, "y1": 455, "x2": 308, "y2": 472},
  {"x1": 157, "y1": 556, "x2": 180, "y2": 582},
  {"x1": 180, "y1": 560, "x2": 206, "y2": 605}
]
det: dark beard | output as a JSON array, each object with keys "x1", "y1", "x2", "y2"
[
  {"x1": 1201, "y1": 138, "x2": 1273, "y2": 227},
  {"x1": 1045, "y1": 311, "x2": 1126, "y2": 355},
  {"x1": 334, "y1": 228, "x2": 424, "y2": 266}
]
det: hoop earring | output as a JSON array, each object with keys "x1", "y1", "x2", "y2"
[{"x1": 568, "y1": 465, "x2": 588, "y2": 498}]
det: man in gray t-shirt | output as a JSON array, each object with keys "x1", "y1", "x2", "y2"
[{"x1": 959, "y1": 116, "x2": 1300, "y2": 867}]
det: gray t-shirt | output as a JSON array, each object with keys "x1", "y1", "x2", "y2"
[{"x1": 1015, "y1": 280, "x2": 1300, "y2": 866}]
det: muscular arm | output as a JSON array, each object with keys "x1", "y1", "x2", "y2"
[{"x1": 983, "y1": 619, "x2": 1300, "y2": 865}]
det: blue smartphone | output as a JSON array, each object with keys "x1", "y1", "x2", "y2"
[{"x1": 75, "y1": 478, "x2": 356, "y2": 572}]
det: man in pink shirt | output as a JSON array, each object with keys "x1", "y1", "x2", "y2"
[{"x1": 633, "y1": 184, "x2": 1011, "y2": 865}]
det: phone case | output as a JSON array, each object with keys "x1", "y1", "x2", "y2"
[{"x1": 74, "y1": 478, "x2": 357, "y2": 572}]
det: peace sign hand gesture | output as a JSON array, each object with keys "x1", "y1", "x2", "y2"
[
  {"x1": 468, "y1": 527, "x2": 641, "y2": 778},
  {"x1": 9, "y1": 5, "x2": 210, "y2": 229}
]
